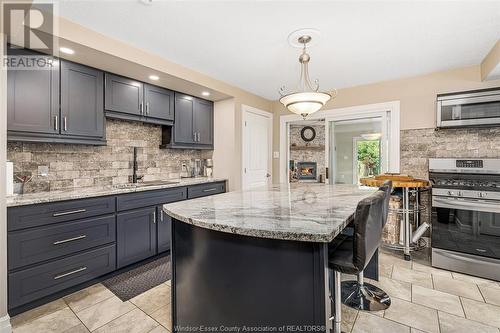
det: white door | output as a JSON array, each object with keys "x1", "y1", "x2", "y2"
[{"x1": 242, "y1": 106, "x2": 273, "y2": 189}]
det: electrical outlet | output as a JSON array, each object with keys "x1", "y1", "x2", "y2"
[{"x1": 273, "y1": 151, "x2": 280, "y2": 158}]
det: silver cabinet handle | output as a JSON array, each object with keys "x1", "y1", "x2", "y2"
[
  {"x1": 53, "y1": 208, "x2": 86, "y2": 217},
  {"x1": 54, "y1": 115, "x2": 59, "y2": 131},
  {"x1": 54, "y1": 266, "x2": 87, "y2": 280},
  {"x1": 160, "y1": 210, "x2": 164, "y2": 222},
  {"x1": 153, "y1": 211, "x2": 156, "y2": 224},
  {"x1": 140, "y1": 102, "x2": 144, "y2": 115},
  {"x1": 203, "y1": 188, "x2": 217, "y2": 193},
  {"x1": 193, "y1": 132, "x2": 196, "y2": 141},
  {"x1": 146, "y1": 102, "x2": 150, "y2": 115},
  {"x1": 63, "y1": 116, "x2": 67, "y2": 131},
  {"x1": 53, "y1": 235, "x2": 87, "y2": 245}
]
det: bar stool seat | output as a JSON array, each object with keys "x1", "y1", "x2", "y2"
[{"x1": 327, "y1": 181, "x2": 392, "y2": 332}]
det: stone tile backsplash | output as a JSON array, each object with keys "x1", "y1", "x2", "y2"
[
  {"x1": 400, "y1": 127, "x2": 500, "y2": 179},
  {"x1": 8, "y1": 119, "x2": 211, "y2": 193}
]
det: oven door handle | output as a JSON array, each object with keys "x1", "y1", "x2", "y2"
[{"x1": 433, "y1": 197, "x2": 500, "y2": 213}]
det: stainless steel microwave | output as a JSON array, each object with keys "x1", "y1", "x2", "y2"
[{"x1": 437, "y1": 88, "x2": 500, "y2": 128}]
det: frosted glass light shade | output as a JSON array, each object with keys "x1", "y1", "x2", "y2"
[{"x1": 280, "y1": 91, "x2": 331, "y2": 117}]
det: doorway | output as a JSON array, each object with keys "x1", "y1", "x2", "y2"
[
  {"x1": 279, "y1": 101, "x2": 400, "y2": 184},
  {"x1": 242, "y1": 105, "x2": 273, "y2": 189}
]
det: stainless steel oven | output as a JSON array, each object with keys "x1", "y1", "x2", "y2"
[
  {"x1": 437, "y1": 88, "x2": 500, "y2": 128},
  {"x1": 430, "y1": 159, "x2": 500, "y2": 281}
]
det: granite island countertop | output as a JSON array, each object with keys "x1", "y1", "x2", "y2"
[
  {"x1": 7, "y1": 177, "x2": 227, "y2": 207},
  {"x1": 164, "y1": 183, "x2": 377, "y2": 243}
]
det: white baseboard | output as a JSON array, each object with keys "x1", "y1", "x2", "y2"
[{"x1": 0, "y1": 315, "x2": 12, "y2": 333}]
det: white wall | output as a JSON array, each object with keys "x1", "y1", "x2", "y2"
[
  {"x1": 0, "y1": 33, "x2": 12, "y2": 333},
  {"x1": 213, "y1": 98, "x2": 238, "y2": 191}
]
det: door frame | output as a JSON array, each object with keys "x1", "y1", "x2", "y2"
[
  {"x1": 241, "y1": 105, "x2": 273, "y2": 189},
  {"x1": 279, "y1": 101, "x2": 400, "y2": 183}
]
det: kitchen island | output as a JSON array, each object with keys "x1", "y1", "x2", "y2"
[{"x1": 164, "y1": 183, "x2": 378, "y2": 333}]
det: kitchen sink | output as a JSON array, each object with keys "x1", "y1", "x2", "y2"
[{"x1": 113, "y1": 180, "x2": 180, "y2": 189}]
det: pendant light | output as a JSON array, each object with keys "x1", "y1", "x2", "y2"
[{"x1": 279, "y1": 35, "x2": 336, "y2": 119}]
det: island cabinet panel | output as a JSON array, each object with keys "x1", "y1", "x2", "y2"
[
  {"x1": 144, "y1": 84, "x2": 175, "y2": 122},
  {"x1": 104, "y1": 73, "x2": 143, "y2": 117},
  {"x1": 157, "y1": 206, "x2": 172, "y2": 253},
  {"x1": 117, "y1": 207, "x2": 157, "y2": 268},
  {"x1": 9, "y1": 244, "x2": 116, "y2": 309},
  {"x1": 8, "y1": 215, "x2": 116, "y2": 270},
  {"x1": 7, "y1": 196, "x2": 116, "y2": 231},
  {"x1": 60, "y1": 61, "x2": 105, "y2": 139},
  {"x1": 171, "y1": 220, "x2": 326, "y2": 329}
]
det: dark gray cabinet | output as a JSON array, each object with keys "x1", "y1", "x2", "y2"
[
  {"x1": 7, "y1": 49, "x2": 106, "y2": 145},
  {"x1": 161, "y1": 93, "x2": 214, "y2": 149},
  {"x1": 157, "y1": 206, "x2": 171, "y2": 253},
  {"x1": 7, "y1": 54, "x2": 59, "y2": 137},
  {"x1": 105, "y1": 74, "x2": 174, "y2": 125},
  {"x1": 104, "y1": 73, "x2": 143, "y2": 117},
  {"x1": 117, "y1": 207, "x2": 157, "y2": 268},
  {"x1": 194, "y1": 98, "x2": 214, "y2": 145},
  {"x1": 61, "y1": 61, "x2": 105, "y2": 139},
  {"x1": 144, "y1": 84, "x2": 174, "y2": 122},
  {"x1": 7, "y1": 181, "x2": 225, "y2": 313}
]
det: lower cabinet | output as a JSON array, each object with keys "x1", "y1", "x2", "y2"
[
  {"x1": 117, "y1": 207, "x2": 157, "y2": 268},
  {"x1": 7, "y1": 181, "x2": 226, "y2": 312},
  {"x1": 157, "y1": 205, "x2": 172, "y2": 253}
]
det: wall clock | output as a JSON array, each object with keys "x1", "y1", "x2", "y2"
[{"x1": 300, "y1": 126, "x2": 316, "y2": 142}]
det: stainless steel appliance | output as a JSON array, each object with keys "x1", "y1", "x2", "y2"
[
  {"x1": 429, "y1": 158, "x2": 500, "y2": 281},
  {"x1": 436, "y1": 88, "x2": 500, "y2": 128}
]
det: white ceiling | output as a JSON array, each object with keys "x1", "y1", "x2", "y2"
[{"x1": 55, "y1": 1, "x2": 500, "y2": 100}]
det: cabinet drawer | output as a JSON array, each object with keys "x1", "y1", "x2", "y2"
[
  {"x1": 116, "y1": 187, "x2": 187, "y2": 211},
  {"x1": 8, "y1": 215, "x2": 116, "y2": 270},
  {"x1": 9, "y1": 244, "x2": 116, "y2": 309},
  {"x1": 8, "y1": 196, "x2": 116, "y2": 231},
  {"x1": 187, "y1": 182, "x2": 226, "y2": 199}
]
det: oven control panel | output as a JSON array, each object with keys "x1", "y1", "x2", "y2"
[{"x1": 456, "y1": 160, "x2": 483, "y2": 168}]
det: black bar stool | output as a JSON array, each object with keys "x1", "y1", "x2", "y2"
[{"x1": 328, "y1": 181, "x2": 392, "y2": 332}]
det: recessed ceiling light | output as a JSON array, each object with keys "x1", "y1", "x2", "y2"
[
  {"x1": 201, "y1": 91, "x2": 210, "y2": 97},
  {"x1": 59, "y1": 47, "x2": 75, "y2": 55},
  {"x1": 149, "y1": 75, "x2": 159, "y2": 81}
]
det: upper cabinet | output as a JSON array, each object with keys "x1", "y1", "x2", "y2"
[
  {"x1": 61, "y1": 61, "x2": 105, "y2": 139},
  {"x1": 104, "y1": 73, "x2": 174, "y2": 125},
  {"x1": 7, "y1": 49, "x2": 106, "y2": 145},
  {"x1": 161, "y1": 93, "x2": 213, "y2": 149}
]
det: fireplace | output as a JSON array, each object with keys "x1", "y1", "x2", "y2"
[{"x1": 296, "y1": 162, "x2": 317, "y2": 181}]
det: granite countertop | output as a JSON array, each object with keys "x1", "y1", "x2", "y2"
[
  {"x1": 6, "y1": 177, "x2": 227, "y2": 207},
  {"x1": 164, "y1": 183, "x2": 377, "y2": 243}
]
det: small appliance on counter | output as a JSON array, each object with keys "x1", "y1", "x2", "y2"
[
  {"x1": 204, "y1": 159, "x2": 213, "y2": 177},
  {"x1": 429, "y1": 158, "x2": 500, "y2": 281}
]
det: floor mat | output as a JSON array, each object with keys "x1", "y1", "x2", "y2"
[{"x1": 102, "y1": 255, "x2": 171, "y2": 301}]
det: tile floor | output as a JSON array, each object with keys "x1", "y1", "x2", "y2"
[{"x1": 10, "y1": 250, "x2": 500, "y2": 333}]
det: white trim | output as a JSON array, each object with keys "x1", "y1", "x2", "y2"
[
  {"x1": 241, "y1": 104, "x2": 273, "y2": 189},
  {"x1": 279, "y1": 101, "x2": 400, "y2": 183},
  {"x1": 0, "y1": 315, "x2": 11, "y2": 333}
]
